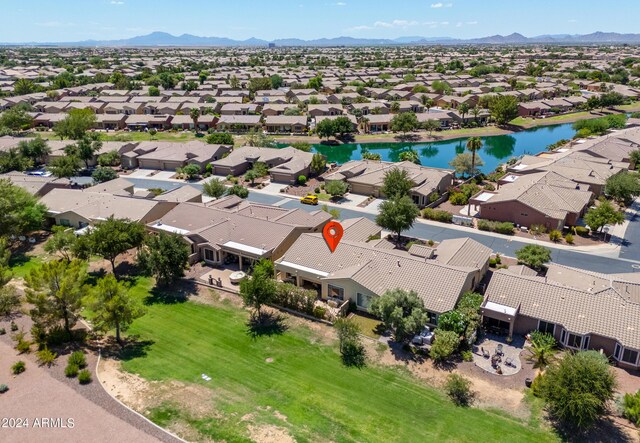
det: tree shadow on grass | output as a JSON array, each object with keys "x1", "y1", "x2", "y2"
[
  {"x1": 550, "y1": 416, "x2": 634, "y2": 443},
  {"x1": 387, "y1": 340, "x2": 427, "y2": 365},
  {"x1": 144, "y1": 279, "x2": 198, "y2": 305},
  {"x1": 114, "y1": 338, "x2": 155, "y2": 361},
  {"x1": 246, "y1": 311, "x2": 288, "y2": 339}
]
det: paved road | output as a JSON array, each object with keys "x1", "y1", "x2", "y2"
[{"x1": 127, "y1": 177, "x2": 640, "y2": 274}]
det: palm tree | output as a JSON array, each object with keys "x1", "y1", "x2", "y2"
[
  {"x1": 190, "y1": 108, "x2": 200, "y2": 133},
  {"x1": 466, "y1": 136, "x2": 483, "y2": 215},
  {"x1": 525, "y1": 331, "x2": 557, "y2": 368},
  {"x1": 458, "y1": 103, "x2": 470, "y2": 123},
  {"x1": 423, "y1": 97, "x2": 434, "y2": 113},
  {"x1": 359, "y1": 116, "x2": 370, "y2": 134},
  {"x1": 471, "y1": 106, "x2": 481, "y2": 123}
]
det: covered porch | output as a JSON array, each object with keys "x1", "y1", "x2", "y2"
[{"x1": 480, "y1": 300, "x2": 519, "y2": 338}]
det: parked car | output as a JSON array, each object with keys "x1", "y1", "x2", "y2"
[
  {"x1": 411, "y1": 327, "x2": 434, "y2": 346},
  {"x1": 300, "y1": 194, "x2": 318, "y2": 205}
]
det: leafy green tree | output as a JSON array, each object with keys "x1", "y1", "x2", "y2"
[
  {"x1": 423, "y1": 119, "x2": 440, "y2": 135},
  {"x1": 148, "y1": 86, "x2": 160, "y2": 96},
  {"x1": 92, "y1": 166, "x2": 117, "y2": 184},
  {"x1": 445, "y1": 373, "x2": 475, "y2": 406},
  {"x1": 369, "y1": 288, "x2": 428, "y2": 341},
  {"x1": 226, "y1": 184, "x2": 249, "y2": 198},
  {"x1": 0, "y1": 238, "x2": 20, "y2": 318},
  {"x1": 437, "y1": 310, "x2": 466, "y2": 336},
  {"x1": 630, "y1": 149, "x2": 640, "y2": 170},
  {"x1": 583, "y1": 200, "x2": 625, "y2": 233},
  {"x1": 316, "y1": 119, "x2": 336, "y2": 140},
  {"x1": 87, "y1": 217, "x2": 145, "y2": 276},
  {"x1": 586, "y1": 96, "x2": 600, "y2": 112},
  {"x1": 489, "y1": 95, "x2": 519, "y2": 126},
  {"x1": 334, "y1": 317, "x2": 366, "y2": 367},
  {"x1": 310, "y1": 153, "x2": 326, "y2": 175},
  {"x1": 605, "y1": 171, "x2": 640, "y2": 204},
  {"x1": 307, "y1": 76, "x2": 323, "y2": 90},
  {"x1": 18, "y1": 137, "x2": 50, "y2": 165},
  {"x1": 0, "y1": 108, "x2": 33, "y2": 131},
  {"x1": 430, "y1": 329, "x2": 460, "y2": 361},
  {"x1": 324, "y1": 180, "x2": 349, "y2": 200},
  {"x1": 248, "y1": 77, "x2": 272, "y2": 94},
  {"x1": 0, "y1": 148, "x2": 32, "y2": 173},
  {"x1": 399, "y1": 148, "x2": 420, "y2": 165},
  {"x1": 333, "y1": 116, "x2": 354, "y2": 137},
  {"x1": 381, "y1": 167, "x2": 413, "y2": 198},
  {"x1": 362, "y1": 152, "x2": 381, "y2": 161},
  {"x1": 25, "y1": 259, "x2": 86, "y2": 336},
  {"x1": 98, "y1": 150, "x2": 120, "y2": 167},
  {"x1": 65, "y1": 135, "x2": 102, "y2": 169},
  {"x1": 431, "y1": 80, "x2": 451, "y2": 95},
  {"x1": 540, "y1": 351, "x2": 617, "y2": 429},
  {"x1": 48, "y1": 155, "x2": 80, "y2": 179},
  {"x1": 137, "y1": 232, "x2": 189, "y2": 286},
  {"x1": 13, "y1": 78, "x2": 36, "y2": 95},
  {"x1": 239, "y1": 258, "x2": 276, "y2": 321},
  {"x1": 243, "y1": 128, "x2": 277, "y2": 148},
  {"x1": 203, "y1": 178, "x2": 226, "y2": 199},
  {"x1": 206, "y1": 132, "x2": 234, "y2": 145},
  {"x1": 0, "y1": 178, "x2": 47, "y2": 237},
  {"x1": 270, "y1": 74, "x2": 283, "y2": 89},
  {"x1": 515, "y1": 244, "x2": 551, "y2": 270},
  {"x1": 390, "y1": 112, "x2": 419, "y2": 135},
  {"x1": 376, "y1": 195, "x2": 420, "y2": 245},
  {"x1": 180, "y1": 164, "x2": 201, "y2": 180},
  {"x1": 526, "y1": 330, "x2": 557, "y2": 368},
  {"x1": 449, "y1": 152, "x2": 484, "y2": 178},
  {"x1": 44, "y1": 226, "x2": 77, "y2": 262},
  {"x1": 54, "y1": 109, "x2": 96, "y2": 140},
  {"x1": 90, "y1": 274, "x2": 145, "y2": 344}
]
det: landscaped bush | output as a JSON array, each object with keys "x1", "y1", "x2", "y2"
[
  {"x1": 623, "y1": 390, "x2": 640, "y2": 426},
  {"x1": 549, "y1": 230, "x2": 562, "y2": 242},
  {"x1": 0, "y1": 328, "x2": 5, "y2": 335},
  {"x1": 11, "y1": 361, "x2": 26, "y2": 375},
  {"x1": 564, "y1": 233, "x2": 574, "y2": 244},
  {"x1": 478, "y1": 220, "x2": 514, "y2": 235},
  {"x1": 36, "y1": 347, "x2": 57, "y2": 367},
  {"x1": 461, "y1": 350, "x2": 473, "y2": 362},
  {"x1": 574, "y1": 226, "x2": 590, "y2": 237},
  {"x1": 312, "y1": 306, "x2": 327, "y2": 320},
  {"x1": 448, "y1": 192, "x2": 468, "y2": 205},
  {"x1": 444, "y1": 373, "x2": 475, "y2": 406},
  {"x1": 314, "y1": 187, "x2": 320, "y2": 193},
  {"x1": 10, "y1": 321, "x2": 18, "y2": 332},
  {"x1": 16, "y1": 339, "x2": 30, "y2": 354},
  {"x1": 429, "y1": 192, "x2": 440, "y2": 203},
  {"x1": 483, "y1": 183, "x2": 495, "y2": 191},
  {"x1": 422, "y1": 208, "x2": 453, "y2": 223},
  {"x1": 78, "y1": 369, "x2": 92, "y2": 384},
  {"x1": 459, "y1": 183, "x2": 480, "y2": 199},
  {"x1": 529, "y1": 224, "x2": 547, "y2": 235},
  {"x1": 530, "y1": 373, "x2": 545, "y2": 398},
  {"x1": 0, "y1": 384, "x2": 8, "y2": 394},
  {"x1": 273, "y1": 282, "x2": 316, "y2": 316},
  {"x1": 65, "y1": 363, "x2": 79, "y2": 378},
  {"x1": 68, "y1": 351, "x2": 87, "y2": 368},
  {"x1": 429, "y1": 330, "x2": 460, "y2": 362},
  {"x1": 489, "y1": 258, "x2": 497, "y2": 267},
  {"x1": 297, "y1": 175, "x2": 307, "y2": 185}
]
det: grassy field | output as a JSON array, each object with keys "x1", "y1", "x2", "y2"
[
  {"x1": 348, "y1": 313, "x2": 384, "y2": 339},
  {"x1": 119, "y1": 280, "x2": 557, "y2": 443},
  {"x1": 8, "y1": 253, "x2": 43, "y2": 279}
]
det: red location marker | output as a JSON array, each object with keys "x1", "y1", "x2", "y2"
[{"x1": 323, "y1": 221, "x2": 344, "y2": 253}]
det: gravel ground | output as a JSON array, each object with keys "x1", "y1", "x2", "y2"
[{"x1": 0, "y1": 315, "x2": 182, "y2": 443}]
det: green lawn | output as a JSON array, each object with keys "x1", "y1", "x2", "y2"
[
  {"x1": 8, "y1": 253, "x2": 43, "y2": 279},
  {"x1": 121, "y1": 282, "x2": 557, "y2": 442},
  {"x1": 348, "y1": 313, "x2": 384, "y2": 339}
]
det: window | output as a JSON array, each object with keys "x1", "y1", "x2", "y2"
[
  {"x1": 427, "y1": 311, "x2": 439, "y2": 326},
  {"x1": 327, "y1": 285, "x2": 344, "y2": 300},
  {"x1": 204, "y1": 249, "x2": 215, "y2": 261},
  {"x1": 565, "y1": 333, "x2": 583, "y2": 349},
  {"x1": 621, "y1": 348, "x2": 639, "y2": 365},
  {"x1": 614, "y1": 343, "x2": 622, "y2": 360},
  {"x1": 537, "y1": 320, "x2": 555, "y2": 335},
  {"x1": 60, "y1": 219, "x2": 71, "y2": 227},
  {"x1": 356, "y1": 293, "x2": 372, "y2": 309}
]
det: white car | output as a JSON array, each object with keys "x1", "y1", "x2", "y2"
[{"x1": 411, "y1": 327, "x2": 434, "y2": 345}]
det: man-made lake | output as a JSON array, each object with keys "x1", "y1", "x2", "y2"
[{"x1": 292, "y1": 123, "x2": 576, "y2": 173}]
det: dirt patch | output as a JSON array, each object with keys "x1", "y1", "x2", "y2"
[{"x1": 247, "y1": 424, "x2": 295, "y2": 443}]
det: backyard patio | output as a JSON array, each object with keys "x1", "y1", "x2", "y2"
[{"x1": 472, "y1": 334, "x2": 526, "y2": 376}]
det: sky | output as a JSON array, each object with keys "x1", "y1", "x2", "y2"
[{"x1": 1, "y1": 0, "x2": 640, "y2": 42}]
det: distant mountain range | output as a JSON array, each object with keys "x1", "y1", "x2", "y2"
[{"x1": 4, "y1": 31, "x2": 640, "y2": 47}]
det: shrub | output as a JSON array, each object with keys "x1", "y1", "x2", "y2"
[
  {"x1": 11, "y1": 361, "x2": 26, "y2": 375},
  {"x1": 314, "y1": 187, "x2": 320, "y2": 193},
  {"x1": 312, "y1": 306, "x2": 327, "y2": 320},
  {"x1": 0, "y1": 328, "x2": 5, "y2": 335},
  {"x1": 430, "y1": 330, "x2": 460, "y2": 362},
  {"x1": 448, "y1": 192, "x2": 467, "y2": 205},
  {"x1": 564, "y1": 233, "x2": 574, "y2": 245},
  {"x1": 16, "y1": 339, "x2": 30, "y2": 354},
  {"x1": 574, "y1": 226, "x2": 590, "y2": 237},
  {"x1": 529, "y1": 224, "x2": 547, "y2": 235},
  {"x1": 422, "y1": 208, "x2": 453, "y2": 223},
  {"x1": 427, "y1": 239, "x2": 435, "y2": 246},
  {"x1": 495, "y1": 253, "x2": 502, "y2": 264},
  {"x1": 36, "y1": 347, "x2": 57, "y2": 367},
  {"x1": 68, "y1": 351, "x2": 87, "y2": 369},
  {"x1": 483, "y1": 183, "x2": 495, "y2": 191},
  {"x1": 623, "y1": 390, "x2": 640, "y2": 426},
  {"x1": 78, "y1": 369, "x2": 92, "y2": 384},
  {"x1": 530, "y1": 373, "x2": 545, "y2": 398},
  {"x1": 549, "y1": 230, "x2": 562, "y2": 242},
  {"x1": 65, "y1": 363, "x2": 79, "y2": 378},
  {"x1": 297, "y1": 175, "x2": 307, "y2": 185},
  {"x1": 445, "y1": 373, "x2": 475, "y2": 406},
  {"x1": 429, "y1": 192, "x2": 440, "y2": 203},
  {"x1": 494, "y1": 222, "x2": 515, "y2": 235},
  {"x1": 273, "y1": 282, "x2": 316, "y2": 316},
  {"x1": 477, "y1": 220, "x2": 493, "y2": 231},
  {"x1": 10, "y1": 321, "x2": 18, "y2": 332},
  {"x1": 0, "y1": 384, "x2": 8, "y2": 393},
  {"x1": 461, "y1": 350, "x2": 473, "y2": 362},
  {"x1": 489, "y1": 258, "x2": 497, "y2": 267}
]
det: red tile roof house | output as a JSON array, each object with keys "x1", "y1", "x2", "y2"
[{"x1": 482, "y1": 264, "x2": 640, "y2": 370}]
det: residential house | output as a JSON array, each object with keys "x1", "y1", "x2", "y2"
[
  {"x1": 264, "y1": 115, "x2": 308, "y2": 134},
  {"x1": 130, "y1": 141, "x2": 232, "y2": 171}
]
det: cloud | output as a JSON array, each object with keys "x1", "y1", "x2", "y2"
[
  {"x1": 373, "y1": 19, "x2": 419, "y2": 29},
  {"x1": 568, "y1": 19, "x2": 578, "y2": 23},
  {"x1": 110, "y1": 1, "x2": 125, "y2": 4},
  {"x1": 349, "y1": 25, "x2": 373, "y2": 31},
  {"x1": 466, "y1": 21, "x2": 478, "y2": 25},
  {"x1": 335, "y1": 1, "x2": 347, "y2": 5},
  {"x1": 431, "y1": 2, "x2": 452, "y2": 8}
]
